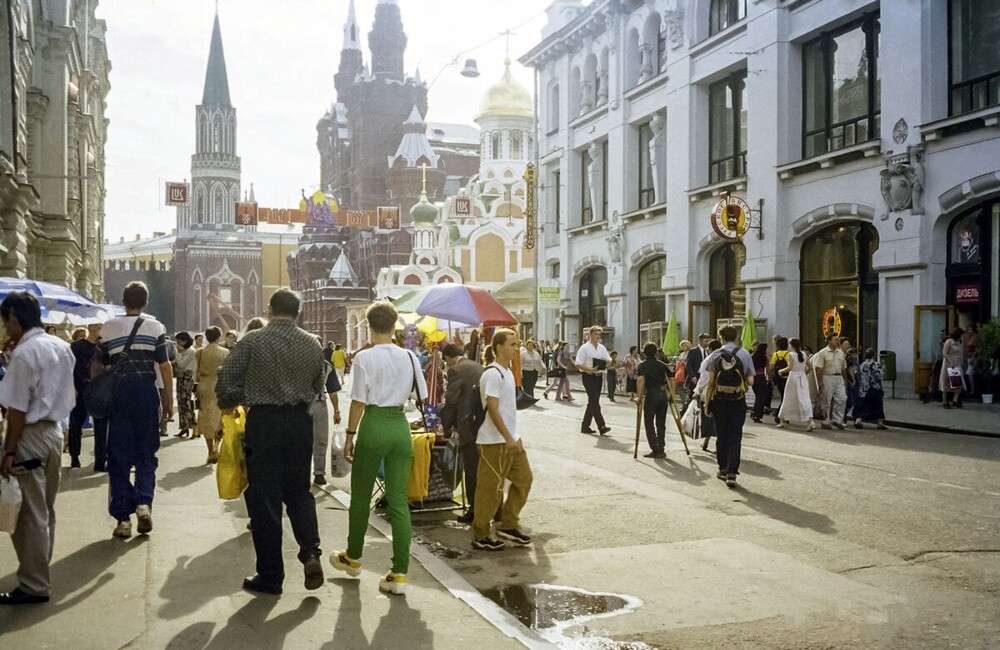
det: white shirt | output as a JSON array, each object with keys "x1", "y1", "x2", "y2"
[
  {"x1": 575, "y1": 341, "x2": 611, "y2": 370},
  {"x1": 520, "y1": 349, "x2": 546, "y2": 374},
  {"x1": 477, "y1": 362, "x2": 517, "y2": 444},
  {"x1": 0, "y1": 328, "x2": 75, "y2": 424},
  {"x1": 350, "y1": 344, "x2": 429, "y2": 407}
]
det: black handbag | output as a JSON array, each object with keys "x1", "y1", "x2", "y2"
[
  {"x1": 546, "y1": 367, "x2": 566, "y2": 379},
  {"x1": 84, "y1": 317, "x2": 143, "y2": 419}
]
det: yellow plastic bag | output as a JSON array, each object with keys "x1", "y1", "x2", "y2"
[{"x1": 217, "y1": 407, "x2": 248, "y2": 500}]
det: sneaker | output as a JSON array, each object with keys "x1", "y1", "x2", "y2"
[
  {"x1": 136, "y1": 505, "x2": 153, "y2": 535},
  {"x1": 379, "y1": 572, "x2": 407, "y2": 595},
  {"x1": 497, "y1": 529, "x2": 532, "y2": 546},
  {"x1": 330, "y1": 551, "x2": 362, "y2": 577},
  {"x1": 113, "y1": 520, "x2": 132, "y2": 538},
  {"x1": 303, "y1": 556, "x2": 324, "y2": 590},
  {"x1": 726, "y1": 474, "x2": 738, "y2": 488},
  {"x1": 472, "y1": 537, "x2": 506, "y2": 551},
  {"x1": 716, "y1": 470, "x2": 727, "y2": 481},
  {"x1": 313, "y1": 474, "x2": 327, "y2": 486}
]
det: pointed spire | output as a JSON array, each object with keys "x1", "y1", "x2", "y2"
[
  {"x1": 343, "y1": 0, "x2": 360, "y2": 51},
  {"x1": 202, "y1": 8, "x2": 231, "y2": 106},
  {"x1": 248, "y1": 182, "x2": 256, "y2": 203},
  {"x1": 414, "y1": 65, "x2": 422, "y2": 84}
]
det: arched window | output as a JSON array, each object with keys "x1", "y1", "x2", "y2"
[
  {"x1": 638, "y1": 256, "x2": 666, "y2": 345},
  {"x1": 213, "y1": 118, "x2": 222, "y2": 152},
  {"x1": 579, "y1": 266, "x2": 608, "y2": 339},
  {"x1": 511, "y1": 131, "x2": 523, "y2": 159},
  {"x1": 491, "y1": 132, "x2": 501, "y2": 160},
  {"x1": 213, "y1": 186, "x2": 224, "y2": 222},
  {"x1": 800, "y1": 223, "x2": 879, "y2": 350}
]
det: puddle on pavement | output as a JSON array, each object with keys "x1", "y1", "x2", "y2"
[
  {"x1": 413, "y1": 535, "x2": 471, "y2": 561},
  {"x1": 482, "y1": 583, "x2": 653, "y2": 649}
]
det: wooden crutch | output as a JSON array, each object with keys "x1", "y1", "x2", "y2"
[
  {"x1": 633, "y1": 396, "x2": 643, "y2": 459},
  {"x1": 666, "y1": 380, "x2": 691, "y2": 456}
]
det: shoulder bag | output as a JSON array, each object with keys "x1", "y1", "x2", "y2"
[{"x1": 84, "y1": 317, "x2": 144, "y2": 419}]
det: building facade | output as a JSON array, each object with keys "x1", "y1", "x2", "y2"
[
  {"x1": 522, "y1": 0, "x2": 1000, "y2": 393},
  {"x1": 0, "y1": 0, "x2": 111, "y2": 298}
]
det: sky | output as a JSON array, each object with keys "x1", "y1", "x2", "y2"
[{"x1": 99, "y1": 0, "x2": 549, "y2": 241}]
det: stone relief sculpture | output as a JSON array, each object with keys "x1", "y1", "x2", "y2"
[
  {"x1": 608, "y1": 233, "x2": 622, "y2": 264},
  {"x1": 638, "y1": 43, "x2": 653, "y2": 83},
  {"x1": 580, "y1": 79, "x2": 594, "y2": 115},
  {"x1": 587, "y1": 142, "x2": 603, "y2": 218},
  {"x1": 604, "y1": 8, "x2": 619, "y2": 53},
  {"x1": 649, "y1": 113, "x2": 664, "y2": 203},
  {"x1": 879, "y1": 145, "x2": 925, "y2": 216}
]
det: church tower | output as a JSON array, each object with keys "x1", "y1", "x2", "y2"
[
  {"x1": 334, "y1": 0, "x2": 363, "y2": 97},
  {"x1": 181, "y1": 7, "x2": 241, "y2": 230},
  {"x1": 369, "y1": 0, "x2": 406, "y2": 81}
]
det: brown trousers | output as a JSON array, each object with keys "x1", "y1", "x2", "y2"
[{"x1": 472, "y1": 443, "x2": 533, "y2": 540}]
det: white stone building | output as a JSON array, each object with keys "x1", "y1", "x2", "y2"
[
  {"x1": 522, "y1": 0, "x2": 1000, "y2": 394},
  {"x1": 0, "y1": 0, "x2": 111, "y2": 298}
]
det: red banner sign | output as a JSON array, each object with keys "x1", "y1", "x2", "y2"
[
  {"x1": 235, "y1": 202, "x2": 258, "y2": 226},
  {"x1": 164, "y1": 182, "x2": 189, "y2": 207},
  {"x1": 954, "y1": 283, "x2": 981, "y2": 305},
  {"x1": 455, "y1": 197, "x2": 472, "y2": 216}
]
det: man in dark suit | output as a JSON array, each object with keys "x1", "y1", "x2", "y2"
[
  {"x1": 685, "y1": 333, "x2": 712, "y2": 392},
  {"x1": 440, "y1": 344, "x2": 484, "y2": 525}
]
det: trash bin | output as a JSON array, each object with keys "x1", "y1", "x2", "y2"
[{"x1": 879, "y1": 350, "x2": 897, "y2": 381}]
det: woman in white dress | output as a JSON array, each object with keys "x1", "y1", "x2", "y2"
[{"x1": 777, "y1": 338, "x2": 816, "y2": 431}]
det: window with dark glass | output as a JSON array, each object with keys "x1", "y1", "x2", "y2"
[
  {"x1": 553, "y1": 170, "x2": 562, "y2": 233},
  {"x1": 709, "y1": 72, "x2": 747, "y2": 184},
  {"x1": 710, "y1": 0, "x2": 746, "y2": 37},
  {"x1": 803, "y1": 14, "x2": 880, "y2": 158},
  {"x1": 949, "y1": 0, "x2": 1000, "y2": 115},
  {"x1": 579, "y1": 267, "x2": 608, "y2": 335},
  {"x1": 638, "y1": 257, "x2": 666, "y2": 342},
  {"x1": 638, "y1": 122, "x2": 655, "y2": 208},
  {"x1": 581, "y1": 148, "x2": 593, "y2": 224}
]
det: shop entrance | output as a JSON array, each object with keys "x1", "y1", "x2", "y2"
[
  {"x1": 947, "y1": 201, "x2": 998, "y2": 328},
  {"x1": 709, "y1": 242, "x2": 745, "y2": 335},
  {"x1": 637, "y1": 256, "x2": 666, "y2": 347},
  {"x1": 578, "y1": 266, "x2": 608, "y2": 343},
  {"x1": 799, "y1": 223, "x2": 879, "y2": 350}
]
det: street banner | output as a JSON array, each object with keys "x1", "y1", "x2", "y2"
[
  {"x1": 259, "y1": 207, "x2": 306, "y2": 224},
  {"x1": 165, "y1": 182, "x2": 189, "y2": 207},
  {"x1": 377, "y1": 206, "x2": 400, "y2": 230},
  {"x1": 538, "y1": 287, "x2": 561, "y2": 306},
  {"x1": 235, "y1": 202, "x2": 258, "y2": 226}
]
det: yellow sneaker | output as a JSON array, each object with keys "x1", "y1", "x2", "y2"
[
  {"x1": 379, "y1": 571, "x2": 407, "y2": 595},
  {"x1": 330, "y1": 551, "x2": 361, "y2": 577}
]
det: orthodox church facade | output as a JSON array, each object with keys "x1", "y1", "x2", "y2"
[{"x1": 367, "y1": 61, "x2": 538, "y2": 340}]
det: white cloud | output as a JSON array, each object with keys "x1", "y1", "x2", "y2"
[{"x1": 100, "y1": 0, "x2": 546, "y2": 240}]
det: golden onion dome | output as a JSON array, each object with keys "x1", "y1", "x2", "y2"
[{"x1": 476, "y1": 59, "x2": 532, "y2": 120}]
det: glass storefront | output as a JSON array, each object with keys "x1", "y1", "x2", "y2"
[
  {"x1": 800, "y1": 223, "x2": 879, "y2": 350},
  {"x1": 709, "y1": 242, "x2": 746, "y2": 331},
  {"x1": 578, "y1": 266, "x2": 608, "y2": 340},
  {"x1": 637, "y1": 256, "x2": 666, "y2": 346}
]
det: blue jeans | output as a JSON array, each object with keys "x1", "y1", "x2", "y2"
[
  {"x1": 711, "y1": 399, "x2": 746, "y2": 476},
  {"x1": 107, "y1": 379, "x2": 161, "y2": 521}
]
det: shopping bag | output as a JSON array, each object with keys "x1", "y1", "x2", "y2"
[
  {"x1": 217, "y1": 407, "x2": 248, "y2": 500},
  {"x1": 0, "y1": 476, "x2": 22, "y2": 534},
  {"x1": 946, "y1": 366, "x2": 964, "y2": 390},
  {"x1": 329, "y1": 428, "x2": 351, "y2": 478},
  {"x1": 681, "y1": 400, "x2": 698, "y2": 437}
]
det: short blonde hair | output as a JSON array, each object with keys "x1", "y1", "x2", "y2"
[{"x1": 366, "y1": 301, "x2": 398, "y2": 334}]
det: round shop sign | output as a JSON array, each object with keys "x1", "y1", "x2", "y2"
[
  {"x1": 822, "y1": 308, "x2": 842, "y2": 339},
  {"x1": 711, "y1": 197, "x2": 751, "y2": 240}
]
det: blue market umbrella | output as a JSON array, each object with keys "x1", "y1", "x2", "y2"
[{"x1": 0, "y1": 278, "x2": 102, "y2": 316}]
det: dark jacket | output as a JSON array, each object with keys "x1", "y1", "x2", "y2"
[
  {"x1": 441, "y1": 357, "x2": 485, "y2": 445},
  {"x1": 686, "y1": 345, "x2": 707, "y2": 386}
]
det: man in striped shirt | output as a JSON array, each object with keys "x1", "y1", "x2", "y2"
[{"x1": 93, "y1": 282, "x2": 173, "y2": 539}]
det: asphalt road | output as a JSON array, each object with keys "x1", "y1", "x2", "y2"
[{"x1": 414, "y1": 395, "x2": 1000, "y2": 649}]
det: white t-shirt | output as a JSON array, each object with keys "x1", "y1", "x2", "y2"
[
  {"x1": 350, "y1": 344, "x2": 429, "y2": 407},
  {"x1": 477, "y1": 362, "x2": 517, "y2": 444},
  {"x1": 575, "y1": 341, "x2": 611, "y2": 370}
]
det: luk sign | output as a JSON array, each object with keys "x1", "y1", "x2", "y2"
[
  {"x1": 455, "y1": 197, "x2": 472, "y2": 216},
  {"x1": 164, "y1": 182, "x2": 189, "y2": 207},
  {"x1": 710, "y1": 196, "x2": 751, "y2": 240}
]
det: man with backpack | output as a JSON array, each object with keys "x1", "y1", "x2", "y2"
[
  {"x1": 440, "y1": 344, "x2": 484, "y2": 525},
  {"x1": 706, "y1": 326, "x2": 755, "y2": 488}
]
